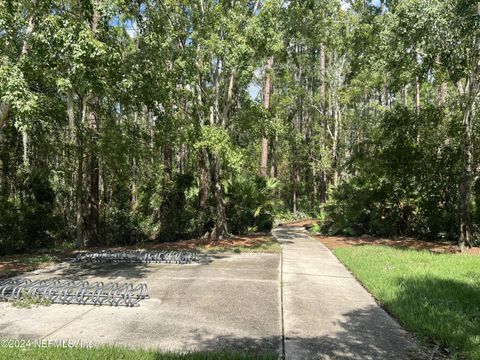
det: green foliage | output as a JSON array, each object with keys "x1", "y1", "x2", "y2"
[
  {"x1": 328, "y1": 106, "x2": 460, "y2": 239},
  {"x1": 0, "y1": 171, "x2": 59, "y2": 255},
  {"x1": 159, "y1": 173, "x2": 199, "y2": 241},
  {"x1": 12, "y1": 292, "x2": 52, "y2": 309},
  {"x1": 0, "y1": 0, "x2": 478, "y2": 254},
  {"x1": 20, "y1": 171, "x2": 59, "y2": 247},
  {"x1": 0, "y1": 59, "x2": 37, "y2": 119},
  {"x1": 274, "y1": 211, "x2": 310, "y2": 226},
  {"x1": 22, "y1": 254, "x2": 58, "y2": 267},
  {"x1": 310, "y1": 222, "x2": 322, "y2": 234},
  {"x1": 0, "y1": 199, "x2": 21, "y2": 255},
  {"x1": 225, "y1": 176, "x2": 278, "y2": 234}
]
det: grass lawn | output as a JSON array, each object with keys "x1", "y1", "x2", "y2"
[
  {"x1": 334, "y1": 246, "x2": 480, "y2": 360},
  {"x1": 0, "y1": 346, "x2": 277, "y2": 360}
]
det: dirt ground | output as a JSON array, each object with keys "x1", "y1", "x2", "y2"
[
  {"x1": 281, "y1": 219, "x2": 480, "y2": 255},
  {"x1": 0, "y1": 234, "x2": 274, "y2": 279},
  {"x1": 278, "y1": 219, "x2": 317, "y2": 228},
  {"x1": 103, "y1": 233, "x2": 274, "y2": 252},
  {"x1": 313, "y1": 234, "x2": 471, "y2": 254}
]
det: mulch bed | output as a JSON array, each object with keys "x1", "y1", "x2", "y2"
[
  {"x1": 280, "y1": 219, "x2": 480, "y2": 255},
  {"x1": 278, "y1": 219, "x2": 317, "y2": 228},
  {"x1": 0, "y1": 234, "x2": 273, "y2": 278},
  {"x1": 0, "y1": 262, "x2": 38, "y2": 278},
  {"x1": 316, "y1": 234, "x2": 480, "y2": 255},
  {"x1": 86, "y1": 233, "x2": 273, "y2": 252}
]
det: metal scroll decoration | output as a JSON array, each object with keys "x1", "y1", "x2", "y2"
[
  {"x1": 76, "y1": 250, "x2": 197, "y2": 264},
  {"x1": 0, "y1": 279, "x2": 149, "y2": 307}
]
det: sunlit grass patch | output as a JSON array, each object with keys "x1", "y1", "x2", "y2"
[
  {"x1": 334, "y1": 246, "x2": 480, "y2": 360},
  {"x1": 0, "y1": 346, "x2": 277, "y2": 360}
]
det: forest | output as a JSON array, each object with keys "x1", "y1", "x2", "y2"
[{"x1": 0, "y1": 0, "x2": 479, "y2": 254}]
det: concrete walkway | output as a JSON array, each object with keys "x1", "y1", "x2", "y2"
[
  {"x1": 0, "y1": 253, "x2": 281, "y2": 353},
  {"x1": 274, "y1": 226, "x2": 425, "y2": 360}
]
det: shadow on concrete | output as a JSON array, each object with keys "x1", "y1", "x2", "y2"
[
  {"x1": 16, "y1": 254, "x2": 225, "y2": 281},
  {"x1": 174, "y1": 304, "x2": 434, "y2": 359},
  {"x1": 42, "y1": 262, "x2": 155, "y2": 280},
  {"x1": 273, "y1": 227, "x2": 311, "y2": 244}
]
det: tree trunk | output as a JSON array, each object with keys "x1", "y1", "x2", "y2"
[
  {"x1": 67, "y1": 89, "x2": 84, "y2": 247},
  {"x1": 199, "y1": 148, "x2": 209, "y2": 209},
  {"x1": 437, "y1": 82, "x2": 448, "y2": 106},
  {"x1": 270, "y1": 134, "x2": 277, "y2": 178},
  {"x1": 67, "y1": 89, "x2": 75, "y2": 133},
  {"x1": 21, "y1": 129, "x2": 29, "y2": 169},
  {"x1": 0, "y1": 131, "x2": 8, "y2": 198},
  {"x1": 163, "y1": 144, "x2": 173, "y2": 177},
  {"x1": 131, "y1": 158, "x2": 137, "y2": 208},
  {"x1": 403, "y1": 84, "x2": 409, "y2": 107},
  {"x1": 458, "y1": 93, "x2": 474, "y2": 251},
  {"x1": 414, "y1": 76, "x2": 420, "y2": 114},
  {"x1": 292, "y1": 45, "x2": 301, "y2": 214},
  {"x1": 212, "y1": 156, "x2": 228, "y2": 239},
  {"x1": 84, "y1": 0, "x2": 100, "y2": 247},
  {"x1": 458, "y1": 31, "x2": 480, "y2": 251},
  {"x1": 319, "y1": 171, "x2": 327, "y2": 203},
  {"x1": 75, "y1": 151, "x2": 84, "y2": 248},
  {"x1": 318, "y1": 44, "x2": 327, "y2": 203},
  {"x1": 75, "y1": 97, "x2": 87, "y2": 248},
  {"x1": 0, "y1": 104, "x2": 11, "y2": 131},
  {"x1": 260, "y1": 57, "x2": 273, "y2": 176},
  {"x1": 332, "y1": 100, "x2": 340, "y2": 186},
  {"x1": 196, "y1": 79, "x2": 209, "y2": 210},
  {"x1": 292, "y1": 163, "x2": 298, "y2": 215},
  {"x1": 85, "y1": 107, "x2": 99, "y2": 247},
  {"x1": 319, "y1": 44, "x2": 326, "y2": 114},
  {"x1": 293, "y1": 112, "x2": 301, "y2": 214},
  {"x1": 208, "y1": 50, "x2": 230, "y2": 239}
]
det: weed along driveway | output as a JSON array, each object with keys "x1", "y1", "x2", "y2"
[{"x1": 0, "y1": 252, "x2": 282, "y2": 354}]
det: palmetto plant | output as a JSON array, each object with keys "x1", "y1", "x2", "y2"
[{"x1": 224, "y1": 176, "x2": 279, "y2": 234}]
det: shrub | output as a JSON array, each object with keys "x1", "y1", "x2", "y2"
[{"x1": 225, "y1": 176, "x2": 278, "y2": 234}]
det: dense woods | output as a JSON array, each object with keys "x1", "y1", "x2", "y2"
[{"x1": 0, "y1": 0, "x2": 479, "y2": 254}]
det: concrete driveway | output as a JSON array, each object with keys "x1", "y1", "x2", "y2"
[
  {"x1": 275, "y1": 227, "x2": 426, "y2": 360},
  {"x1": 0, "y1": 228, "x2": 429, "y2": 359},
  {"x1": 0, "y1": 253, "x2": 282, "y2": 354}
]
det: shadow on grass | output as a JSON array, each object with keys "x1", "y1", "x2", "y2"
[{"x1": 382, "y1": 276, "x2": 480, "y2": 360}]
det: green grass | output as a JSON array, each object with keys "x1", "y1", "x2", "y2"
[
  {"x1": 0, "y1": 346, "x2": 276, "y2": 360},
  {"x1": 11, "y1": 292, "x2": 52, "y2": 308},
  {"x1": 334, "y1": 246, "x2": 480, "y2": 360},
  {"x1": 22, "y1": 254, "x2": 59, "y2": 267}
]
